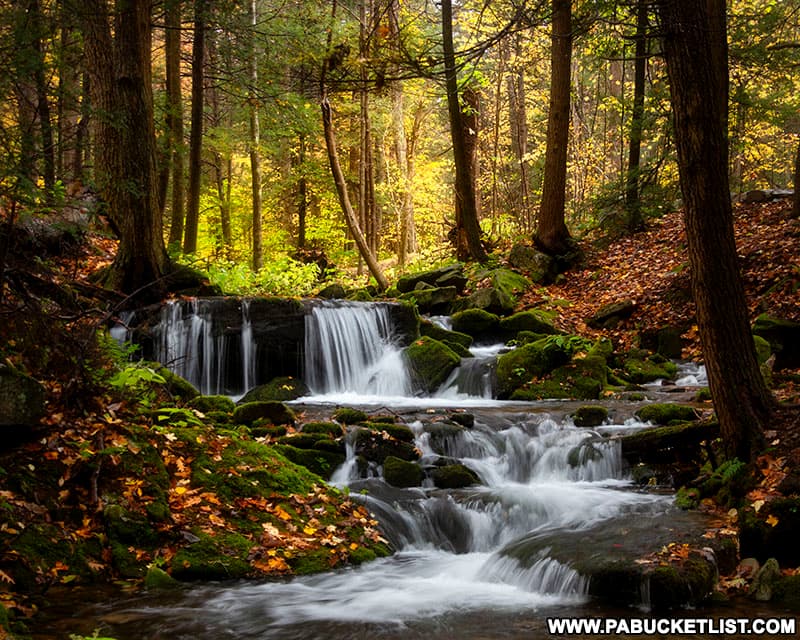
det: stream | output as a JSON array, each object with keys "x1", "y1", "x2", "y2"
[{"x1": 35, "y1": 301, "x2": 791, "y2": 638}]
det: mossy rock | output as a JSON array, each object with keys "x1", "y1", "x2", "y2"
[
  {"x1": 144, "y1": 565, "x2": 180, "y2": 590},
  {"x1": 509, "y1": 354, "x2": 605, "y2": 401},
  {"x1": 273, "y1": 444, "x2": 345, "y2": 479},
  {"x1": 647, "y1": 554, "x2": 716, "y2": 611},
  {"x1": 449, "y1": 413, "x2": 475, "y2": 428},
  {"x1": 399, "y1": 286, "x2": 458, "y2": 314},
  {"x1": 232, "y1": 401, "x2": 295, "y2": 426},
  {"x1": 621, "y1": 357, "x2": 678, "y2": 384},
  {"x1": 495, "y1": 338, "x2": 573, "y2": 398},
  {"x1": 419, "y1": 320, "x2": 473, "y2": 348},
  {"x1": 450, "y1": 309, "x2": 501, "y2": 341},
  {"x1": 753, "y1": 335, "x2": 772, "y2": 365},
  {"x1": 332, "y1": 408, "x2": 368, "y2": 425},
  {"x1": 490, "y1": 268, "x2": 531, "y2": 313},
  {"x1": 752, "y1": 313, "x2": 800, "y2": 369},
  {"x1": 347, "y1": 288, "x2": 374, "y2": 302},
  {"x1": 567, "y1": 440, "x2": 604, "y2": 467},
  {"x1": 695, "y1": 388, "x2": 712, "y2": 402},
  {"x1": 353, "y1": 428, "x2": 418, "y2": 464},
  {"x1": 404, "y1": 336, "x2": 461, "y2": 394},
  {"x1": 675, "y1": 486, "x2": 701, "y2": 510},
  {"x1": 444, "y1": 340, "x2": 473, "y2": 358},
  {"x1": 499, "y1": 310, "x2": 560, "y2": 337},
  {"x1": 424, "y1": 422, "x2": 465, "y2": 455},
  {"x1": 302, "y1": 421, "x2": 344, "y2": 438},
  {"x1": 360, "y1": 421, "x2": 415, "y2": 443},
  {"x1": 250, "y1": 423, "x2": 288, "y2": 438},
  {"x1": 170, "y1": 530, "x2": 253, "y2": 581},
  {"x1": 188, "y1": 395, "x2": 235, "y2": 414},
  {"x1": 276, "y1": 433, "x2": 328, "y2": 449},
  {"x1": 383, "y1": 456, "x2": 424, "y2": 488},
  {"x1": 396, "y1": 263, "x2": 466, "y2": 294},
  {"x1": 239, "y1": 377, "x2": 309, "y2": 403},
  {"x1": 512, "y1": 331, "x2": 549, "y2": 346},
  {"x1": 432, "y1": 463, "x2": 480, "y2": 489},
  {"x1": 587, "y1": 337, "x2": 614, "y2": 360},
  {"x1": 572, "y1": 406, "x2": 609, "y2": 427},
  {"x1": 317, "y1": 283, "x2": 347, "y2": 299},
  {"x1": 635, "y1": 403, "x2": 698, "y2": 425},
  {"x1": 147, "y1": 363, "x2": 200, "y2": 400}
]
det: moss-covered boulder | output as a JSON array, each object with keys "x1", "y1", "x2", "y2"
[
  {"x1": 274, "y1": 444, "x2": 346, "y2": 479},
  {"x1": 450, "y1": 308, "x2": 501, "y2": 342},
  {"x1": 635, "y1": 403, "x2": 698, "y2": 425},
  {"x1": 587, "y1": 299, "x2": 636, "y2": 329},
  {"x1": 396, "y1": 263, "x2": 466, "y2": 294},
  {"x1": 171, "y1": 530, "x2": 253, "y2": 580},
  {"x1": 188, "y1": 394, "x2": 236, "y2": 414},
  {"x1": 511, "y1": 356, "x2": 606, "y2": 401},
  {"x1": 572, "y1": 406, "x2": 609, "y2": 427},
  {"x1": 360, "y1": 421, "x2": 415, "y2": 443},
  {"x1": 332, "y1": 407, "x2": 369, "y2": 425},
  {"x1": 399, "y1": 286, "x2": 458, "y2": 315},
  {"x1": 752, "y1": 313, "x2": 800, "y2": 369},
  {"x1": 499, "y1": 310, "x2": 560, "y2": 337},
  {"x1": 419, "y1": 320, "x2": 473, "y2": 348},
  {"x1": 302, "y1": 421, "x2": 344, "y2": 438},
  {"x1": 753, "y1": 335, "x2": 772, "y2": 365},
  {"x1": 404, "y1": 336, "x2": 461, "y2": 394},
  {"x1": 353, "y1": 428, "x2": 418, "y2": 464},
  {"x1": 383, "y1": 456, "x2": 424, "y2": 488},
  {"x1": 495, "y1": 338, "x2": 573, "y2": 398},
  {"x1": 232, "y1": 401, "x2": 296, "y2": 426},
  {"x1": 508, "y1": 244, "x2": 557, "y2": 284},
  {"x1": 239, "y1": 377, "x2": 309, "y2": 403},
  {"x1": 620, "y1": 356, "x2": 678, "y2": 384},
  {"x1": 432, "y1": 463, "x2": 480, "y2": 489},
  {"x1": 147, "y1": 363, "x2": 200, "y2": 400},
  {"x1": 317, "y1": 283, "x2": 347, "y2": 299},
  {"x1": 144, "y1": 565, "x2": 180, "y2": 589}
]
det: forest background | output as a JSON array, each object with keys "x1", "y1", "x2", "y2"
[{"x1": 2, "y1": 0, "x2": 799, "y2": 296}]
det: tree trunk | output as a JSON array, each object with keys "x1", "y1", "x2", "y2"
[
  {"x1": 658, "y1": 0, "x2": 774, "y2": 461},
  {"x1": 165, "y1": 0, "x2": 185, "y2": 248},
  {"x1": 535, "y1": 0, "x2": 573, "y2": 256},
  {"x1": 82, "y1": 0, "x2": 170, "y2": 297},
  {"x1": 793, "y1": 139, "x2": 800, "y2": 219},
  {"x1": 321, "y1": 97, "x2": 389, "y2": 291},
  {"x1": 508, "y1": 35, "x2": 532, "y2": 231},
  {"x1": 625, "y1": 0, "x2": 647, "y2": 232},
  {"x1": 441, "y1": 0, "x2": 487, "y2": 262},
  {"x1": 249, "y1": 0, "x2": 263, "y2": 271},
  {"x1": 296, "y1": 134, "x2": 308, "y2": 249},
  {"x1": 183, "y1": 0, "x2": 205, "y2": 255}
]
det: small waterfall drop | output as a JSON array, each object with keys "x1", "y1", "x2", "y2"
[{"x1": 304, "y1": 301, "x2": 413, "y2": 396}]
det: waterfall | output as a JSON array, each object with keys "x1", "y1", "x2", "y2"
[{"x1": 304, "y1": 301, "x2": 413, "y2": 396}]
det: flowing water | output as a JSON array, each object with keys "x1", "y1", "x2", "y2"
[{"x1": 71, "y1": 301, "x2": 758, "y2": 639}]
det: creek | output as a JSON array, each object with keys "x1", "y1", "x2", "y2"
[{"x1": 36, "y1": 300, "x2": 777, "y2": 639}]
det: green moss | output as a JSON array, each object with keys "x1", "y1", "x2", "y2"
[
  {"x1": 353, "y1": 428, "x2": 418, "y2": 464},
  {"x1": 147, "y1": 363, "x2": 200, "y2": 399},
  {"x1": 144, "y1": 565, "x2": 180, "y2": 589},
  {"x1": 499, "y1": 310, "x2": 559, "y2": 336},
  {"x1": 404, "y1": 336, "x2": 461, "y2": 394},
  {"x1": 675, "y1": 486, "x2": 701, "y2": 509},
  {"x1": 302, "y1": 421, "x2": 344, "y2": 438},
  {"x1": 171, "y1": 530, "x2": 253, "y2": 580},
  {"x1": 588, "y1": 337, "x2": 614, "y2": 360},
  {"x1": 621, "y1": 357, "x2": 678, "y2": 384},
  {"x1": 276, "y1": 433, "x2": 327, "y2": 449},
  {"x1": 419, "y1": 320, "x2": 473, "y2": 348},
  {"x1": 239, "y1": 376, "x2": 310, "y2": 403},
  {"x1": 251, "y1": 423, "x2": 288, "y2": 438},
  {"x1": 753, "y1": 335, "x2": 772, "y2": 364},
  {"x1": 490, "y1": 268, "x2": 531, "y2": 313},
  {"x1": 695, "y1": 387, "x2": 712, "y2": 401},
  {"x1": 511, "y1": 356, "x2": 606, "y2": 401},
  {"x1": 104, "y1": 503, "x2": 160, "y2": 547},
  {"x1": 232, "y1": 401, "x2": 296, "y2": 426},
  {"x1": 188, "y1": 395, "x2": 236, "y2": 414},
  {"x1": 273, "y1": 444, "x2": 345, "y2": 480},
  {"x1": 383, "y1": 456, "x2": 424, "y2": 488},
  {"x1": 432, "y1": 464, "x2": 480, "y2": 489},
  {"x1": 360, "y1": 421, "x2": 415, "y2": 443},
  {"x1": 572, "y1": 406, "x2": 609, "y2": 427},
  {"x1": 635, "y1": 403, "x2": 698, "y2": 425},
  {"x1": 332, "y1": 408, "x2": 368, "y2": 425},
  {"x1": 450, "y1": 308, "x2": 500, "y2": 338},
  {"x1": 496, "y1": 338, "x2": 572, "y2": 398}
]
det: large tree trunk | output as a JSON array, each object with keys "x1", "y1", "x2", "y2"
[
  {"x1": 658, "y1": 0, "x2": 774, "y2": 461},
  {"x1": 183, "y1": 0, "x2": 205, "y2": 255},
  {"x1": 249, "y1": 0, "x2": 263, "y2": 271},
  {"x1": 165, "y1": 0, "x2": 186, "y2": 248},
  {"x1": 441, "y1": 0, "x2": 487, "y2": 262},
  {"x1": 625, "y1": 0, "x2": 648, "y2": 232},
  {"x1": 535, "y1": 0, "x2": 573, "y2": 255},
  {"x1": 83, "y1": 0, "x2": 170, "y2": 297},
  {"x1": 793, "y1": 139, "x2": 800, "y2": 219}
]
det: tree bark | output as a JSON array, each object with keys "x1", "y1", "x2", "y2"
[
  {"x1": 625, "y1": 0, "x2": 648, "y2": 232},
  {"x1": 535, "y1": 0, "x2": 573, "y2": 256},
  {"x1": 249, "y1": 0, "x2": 263, "y2": 271},
  {"x1": 441, "y1": 0, "x2": 487, "y2": 262},
  {"x1": 165, "y1": 0, "x2": 186, "y2": 248},
  {"x1": 183, "y1": 0, "x2": 205, "y2": 255},
  {"x1": 82, "y1": 0, "x2": 170, "y2": 297},
  {"x1": 658, "y1": 0, "x2": 774, "y2": 461},
  {"x1": 793, "y1": 139, "x2": 800, "y2": 218}
]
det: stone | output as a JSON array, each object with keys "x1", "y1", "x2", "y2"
[
  {"x1": 511, "y1": 356, "x2": 606, "y2": 401},
  {"x1": 399, "y1": 286, "x2": 458, "y2": 314},
  {"x1": 490, "y1": 268, "x2": 531, "y2": 313},
  {"x1": 419, "y1": 320, "x2": 473, "y2": 348},
  {"x1": 239, "y1": 376, "x2": 310, "y2": 403},
  {"x1": 450, "y1": 309, "x2": 501, "y2": 342},
  {"x1": 621, "y1": 356, "x2": 678, "y2": 384},
  {"x1": 499, "y1": 309, "x2": 560, "y2": 337},
  {"x1": 508, "y1": 244, "x2": 556, "y2": 283},
  {"x1": 752, "y1": 314, "x2": 800, "y2": 369},
  {"x1": 383, "y1": 456, "x2": 424, "y2": 488},
  {"x1": 317, "y1": 283, "x2": 347, "y2": 299},
  {"x1": 396, "y1": 263, "x2": 466, "y2": 294},
  {"x1": 188, "y1": 395, "x2": 236, "y2": 414},
  {"x1": 404, "y1": 336, "x2": 461, "y2": 394},
  {"x1": 635, "y1": 403, "x2": 698, "y2": 425},
  {"x1": 495, "y1": 338, "x2": 572, "y2": 399},
  {"x1": 432, "y1": 463, "x2": 480, "y2": 489},
  {"x1": 587, "y1": 299, "x2": 636, "y2": 329},
  {"x1": 0, "y1": 365, "x2": 46, "y2": 430},
  {"x1": 749, "y1": 558, "x2": 782, "y2": 601},
  {"x1": 572, "y1": 406, "x2": 609, "y2": 427},
  {"x1": 232, "y1": 401, "x2": 296, "y2": 426}
]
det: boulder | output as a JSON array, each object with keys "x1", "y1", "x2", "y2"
[
  {"x1": 188, "y1": 395, "x2": 235, "y2": 414},
  {"x1": 404, "y1": 337, "x2": 461, "y2": 394},
  {"x1": 353, "y1": 428, "x2": 418, "y2": 465},
  {"x1": 508, "y1": 244, "x2": 557, "y2": 283},
  {"x1": 495, "y1": 338, "x2": 572, "y2": 398},
  {"x1": 587, "y1": 300, "x2": 636, "y2": 329},
  {"x1": 499, "y1": 309, "x2": 561, "y2": 337},
  {"x1": 450, "y1": 308, "x2": 501, "y2": 342},
  {"x1": 510, "y1": 356, "x2": 607, "y2": 401},
  {"x1": 399, "y1": 286, "x2": 458, "y2": 315},
  {"x1": 432, "y1": 463, "x2": 480, "y2": 489},
  {"x1": 490, "y1": 268, "x2": 531, "y2": 313},
  {"x1": 572, "y1": 406, "x2": 609, "y2": 428},
  {"x1": 752, "y1": 314, "x2": 800, "y2": 369},
  {"x1": 620, "y1": 355, "x2": 678, "y2": 384},
  {"x1": 749, "y1": 558, "x2": 782, "y2": 601},
  {"x1": 639, "y1": 326, "x2": 685, "y2": 360},
  {"x1": 620, "y1": 421, "x2": 719, "y2": 467},
  {"x1": 396, "y1": 263, "x2": 467, "y2": 294},
  {"x1": 239, "y1": 376, "x2": 309, "y2": 403},
  {"x1": 419, "y1": 320, "x2": 473, "y2": 349},
  {"x1": 232, "y1": 401, "x2": 296, "y2": 426},
  {"x1": 635, "y1": 403, "x2": 698, "y2": 425},
  {"x1": 0, "y1": 365, "x2": 46, "y2": 432},
  {"x1": 383, "y1": 456, "x2": 424, "y2": 488},
  {"x1": 423, "y1": 422, "x2": 466, "y2": 455},
  {"x1": 317, "y1": 283, "x2": 347, "y2": 299}
]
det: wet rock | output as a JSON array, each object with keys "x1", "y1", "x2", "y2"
[
  {"x1": 239, "y1": 376, "x2": 309, "y2": 403},
  {"x1": 450, "y1": 308, "x2": 501, "y2": 342},
  {"x1": 448, "y1": 412, "x2": 475, "y2": 428},
  {"x1": 353, "y1": 428, "x2": 418, "y2": 465},
  {"x1": 332, "y1": 408, "x2": 368, "y2": 425},
  {"x1": 396, "y1": 263, "x2": 466, "y2": 294},
  {"x1": 404, "y1": 336, "x2": 461, "y2": 394},
  {"x1": 301, "y1": 421, "x2": 344, "y2": 438},
  {"x1": 274, "y1": 444, "x2": 345, "y2": 479},
  {"x1": 495, "y1": 337, "x2": 572, "y2": 398},
  {"x1": 749, "y1": 557, "x2": 781, "y2": 601},
  {"x1": 752, "y1": 313, "x2": 800, "y2": 369},
  {"x1": 419, "y1": 320, "x2": 473, "y2": 349},
  {"x1": 432, "y1": 463, "x2": 480, "y2": 489},
  {"x1": 572, "y1": 406, "x2": 609, "y2": 427},
  {"x1": 511, "y1": 356, "x2": 606, "y2": 401},
  {"x1": 635, "y1": 403, "x2": 698, "y2": 425},
  {"x1": 144, "y1": 565, "x2": 180, "y2": 590},
  {"x1": 424, "y1": 422, "x2": 466, "y2": 455},
  {"x1": 620, "y1": 421, "x2": 718, "y2": 467},
  {"x1": 620, "y1": 355, "x2": 678, "y2": 384},
  {"x1": 383, "y1": 456, "x2": 424, "y2": 488},
  {"x1": 232, "y1": 401, "x2": 296, "y2": 426}
]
